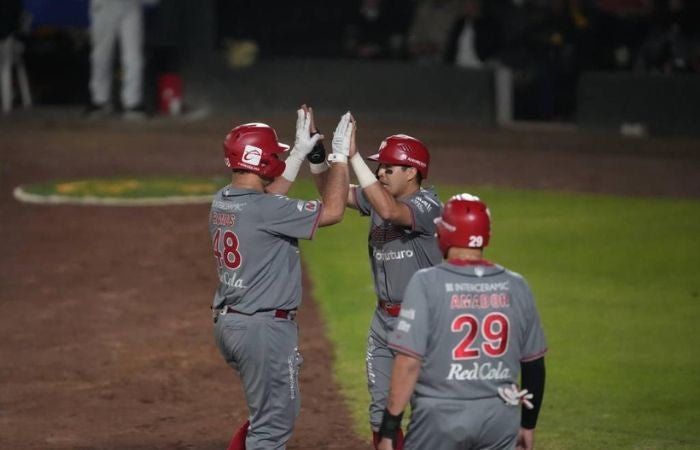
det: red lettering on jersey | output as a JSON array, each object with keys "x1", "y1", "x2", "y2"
[
  {"x1": 450, "y1": 293, "x2": 510, "y2": 310},
  {"x1": 212, "y1": 212, "x2": 236, "y2": 226}
]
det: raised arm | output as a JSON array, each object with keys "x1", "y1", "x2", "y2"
[
  {"x1": 312, "y1": 109, "x2": 358, "y2": 210},
  {"x1": 355, "y1": 174, "x2": 414, "y2": 226},
  {"x1": 317, "y1": 113, "x2": 354, "y2": 227},
  {"x1": 348, "y1": 121, "x2": 414, "y2": 225},
  {"x1": 266, "y1": 105, "x2": 321, "y2": 195}
]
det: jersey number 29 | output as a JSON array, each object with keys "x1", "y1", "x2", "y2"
[
  {"x1": 451, "y1": 312, "x2": 509, "y2": 360},
  {"x1": 212, "y1": 228, "x2": 242, "y2": 270}
]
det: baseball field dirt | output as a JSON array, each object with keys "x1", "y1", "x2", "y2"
[{"x1": 1, "y1": 108, "x2": 698, "y2": 449}]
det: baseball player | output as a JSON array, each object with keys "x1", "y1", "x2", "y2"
[
  {"x1": 210, "y1": 110, "x2": 354, "y2": 450},
  {"x1": 377, "y1": 194, "x2": 548, "y2": 450},
  {"x1": 338, "y1": 124, "x2": 443, "y2": 449}
]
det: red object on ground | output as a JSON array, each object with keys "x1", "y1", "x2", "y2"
[{"x1": 157, "y1": 72, "x2": 183, "y2": 115}]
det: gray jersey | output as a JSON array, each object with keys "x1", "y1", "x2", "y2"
[
  {"x1": 354, "y1": 186, "x2": 442, "y2": 303},
  {"x1": 209, "y1": 186, "x2": 322, "y2": 313},
  {"x1": 389, "y1": 260, "x2": 548, "y2": 400}
]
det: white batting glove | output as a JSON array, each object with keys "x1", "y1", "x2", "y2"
[
  {"x1": 331, "y1": 112, "x2": 353, "y2": 157},
  {"x1": 292, "y1": 108, "x2": 322, "y2": 157},
  {"x1": 283, "y1": 108, "x2": 322, "y2": 181},
  {"x1": 498, "y1": 384, "x2": 534, "y2": 410}
]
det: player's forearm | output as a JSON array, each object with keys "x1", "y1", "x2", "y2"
[
  {"x1": 350, "y1": 151, "x2": 409, "y2": 222},
  {"x1": 346, "y1": 184, "x2": 359, "y2": 209},
  {"x1": 385, "y1": 353, "x2": 421, "y2": 415},
  {"x1": 318, "y1": 162, "x2": 349, "y2": 226},
  {"x1": 520, "y1": 357, "x2": 545, "y2": 429},
  {"x1": 363, "y1": 182, "x2": 411, "y2": 225},
  {"x1": 311, "y1": 168, "x2": 328, "y2": 196}
]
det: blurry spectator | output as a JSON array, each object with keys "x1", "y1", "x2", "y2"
[
  {"x1": 1, "y1": 0, "x2": 26, "y2": 112},
  {"x1": 406, "y1": 0, "x2": 462, "y2": 62},
  {"x1": 593, "y1": 0, "x2": 654, "y2": 69},
  {"x1": 635, "y1": 0, "x2": 700, "y2": 73},
  {"x1": 444, "y1": 0, "x2": 502, "y2": 68},
  {"x1": 344, "y1": 0, "x2": 408, "y2": 59},
  {"x1": 529, "y1": 0, "x2": 583, "y2": 119},
  {"x1": 0, "y1": 0, "x2": 22, "y2": 41},
  {"x1": 86, "y1": 0, "x2": 157, "y2": 120}
]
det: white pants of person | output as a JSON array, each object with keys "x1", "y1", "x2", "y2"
[{"x1": 89, "y1": 0, "x2": 144, "y2": 109}]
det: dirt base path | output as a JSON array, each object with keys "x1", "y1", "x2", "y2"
[{"x1": 0, "y1": 109, "x2": 697, "y2": 450}]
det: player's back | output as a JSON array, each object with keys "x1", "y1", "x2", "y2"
[
  {"x1": 209, "y1": 186, "x2": 321, "y2": 313},
  {"x1": 394, "y1": 260, "x2": 547, "y2": 401}
]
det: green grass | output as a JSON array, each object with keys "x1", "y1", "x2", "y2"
[
  {"x1": 19, "y1": 176, "x2": 228, "y2": 198},
  {"x1": 292, "y1": 181, "x2": 700, "y2": 449}
]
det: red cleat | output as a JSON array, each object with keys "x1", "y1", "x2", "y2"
[{"x1": 226, "y1": 420, "x2": 249, "y2": 450}]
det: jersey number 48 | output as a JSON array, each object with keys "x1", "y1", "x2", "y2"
[{"x1": 212, "y1": 228, "x2": 242, "y2": 270}]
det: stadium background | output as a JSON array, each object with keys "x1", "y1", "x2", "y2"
[{"x1": 1, "y1": 1, "x2": 699, "y2": 449}]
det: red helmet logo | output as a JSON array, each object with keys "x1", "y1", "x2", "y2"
[
  {"x1": 242, "y1": 145, "x2": 262, "y2": 165},
  {"x1": 367, "y1": 134, "x2": 430, "y2": 178},
  {"x1": 223, "y1": 123, "x2": 288, "y2": 179}
]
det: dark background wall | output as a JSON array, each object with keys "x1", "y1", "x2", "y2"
[
  {"x1": 577, "y1": 72, "x2": 700, "y2": 137},
  {"x1": 188, "y1": 59, "x2": 495, "y2": 125},
  {"x1": 15, "y1": 0, "x2": 700, "y2": 137}
]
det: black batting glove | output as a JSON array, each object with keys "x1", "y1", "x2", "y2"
[{"x1": 307, "y1": 131, "x2": 326, "y2": 164}]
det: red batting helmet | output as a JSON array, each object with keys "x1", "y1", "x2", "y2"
[
  {"x1": 435, "y1": 193, "x2": 491, "y2": 255},
  {"x1": 367, "y1": 134, "x2": 430, "y2": 178},
  {"x1": 223, "y1": 123, "x2": 289, "y2": 179}
]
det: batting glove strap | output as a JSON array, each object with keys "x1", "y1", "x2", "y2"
[
  {"x1": 327, "y1": 153, "x2": 348, "y2": 164},
  {"x1": 378, "y1": 408, "x2": 403, "y2": 447}
]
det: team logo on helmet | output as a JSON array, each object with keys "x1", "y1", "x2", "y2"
[{"x1": 243, "y1": 145, "x2": 262, "y2": 166}]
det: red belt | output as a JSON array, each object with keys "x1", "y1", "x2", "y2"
[
  {"x1": 378, "y1": 300, "x2": 401, "y2": 317},
  {"x1": 221, "y1": 306, "x2": 297, "y2": 321}
]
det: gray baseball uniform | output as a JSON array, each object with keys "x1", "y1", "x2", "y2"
[
  {"x1": 389, "y1": 260, "x2": 548, "y2": 450},
  {"x1": 354, "y1": 185, "x2": 443, "y2": 430},
  {"x1": 210, "y1": 186, "x2": 322, "y2": 450}
]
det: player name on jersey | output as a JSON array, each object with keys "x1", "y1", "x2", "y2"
[
  {"x1": 212, "y1": 212, "x2": 236, "y2": 226},
  {"x1": 451, "y1": 293, "x2": 510, "y2": 310}
]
